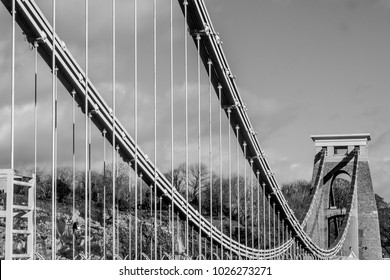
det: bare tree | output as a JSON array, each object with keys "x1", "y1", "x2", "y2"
[{"x1": 281, "y1": 180, "x2": 312, "y2": 222}]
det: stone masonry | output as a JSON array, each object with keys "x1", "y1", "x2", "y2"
[{"x1": 305, "y1": 134, "x2": 382, "y2": 259}]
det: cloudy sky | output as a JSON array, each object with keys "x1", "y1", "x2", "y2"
[{"x1": 0, "y1": 0, "x2": 389, "y2": 202}]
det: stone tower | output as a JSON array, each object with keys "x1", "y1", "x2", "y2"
[{"x1": 305, "y1": 134, "x2": 382, "y2": 259}]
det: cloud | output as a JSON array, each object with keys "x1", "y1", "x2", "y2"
[
  {"x1": 346, "y1": 0, "x2": 390, "y2": 11},
  {"x1": 0, "y1": 106, "x2": 11, "y2": 144},
  {"x1": 237, "y1": 88, "x2": 306, "y2": 143},
  {"x1": 1, "y1": 0, "x2": 390, "y2": 205},
  {"x1": 265, "y1": 147, "x2": 313, "y2": 185},
  {"x1": 256, "y1": 101, "x2": 303, "y2": 141},
  {"x1": 270, "y1": 0, "x2": 293, "y2": 6},
  {"x1": 256, "y1": 98, "x2": 281, "y2": 116},
  {"x1": 0, "y1": 39, "x2": 8, "y2": 70},
  {"x1": 370, "y1": 129, "x2": 390, "y2": 149},
  {"x1": 370, "y1": 157, "x2": 390, "y2": 202},
  {"x1": 290, "y1": 163, "x2": 300, "y2": 169}
]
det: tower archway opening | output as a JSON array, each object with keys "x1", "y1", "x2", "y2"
[{"x1": 328, "y1": 172, "x2": 351, "y2": 247}]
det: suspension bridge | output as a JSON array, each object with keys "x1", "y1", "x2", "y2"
[{"x1": 0, "y1": 0, "x2": 382, "y2": 260}]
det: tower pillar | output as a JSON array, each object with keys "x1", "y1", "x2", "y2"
[{"x1": 306, "y1": 134, "x2": 382, "y2": 259}]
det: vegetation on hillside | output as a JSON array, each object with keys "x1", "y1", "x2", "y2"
[
  {"x1": 280, "y1": 180, "x2": 312, "y2": 223},
  {"x1": 1, "y1": 164, "x2": 389, "y2": 259},
  {"x1": 376, "y1": 194, "x2": 390, "y2": 258}
]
